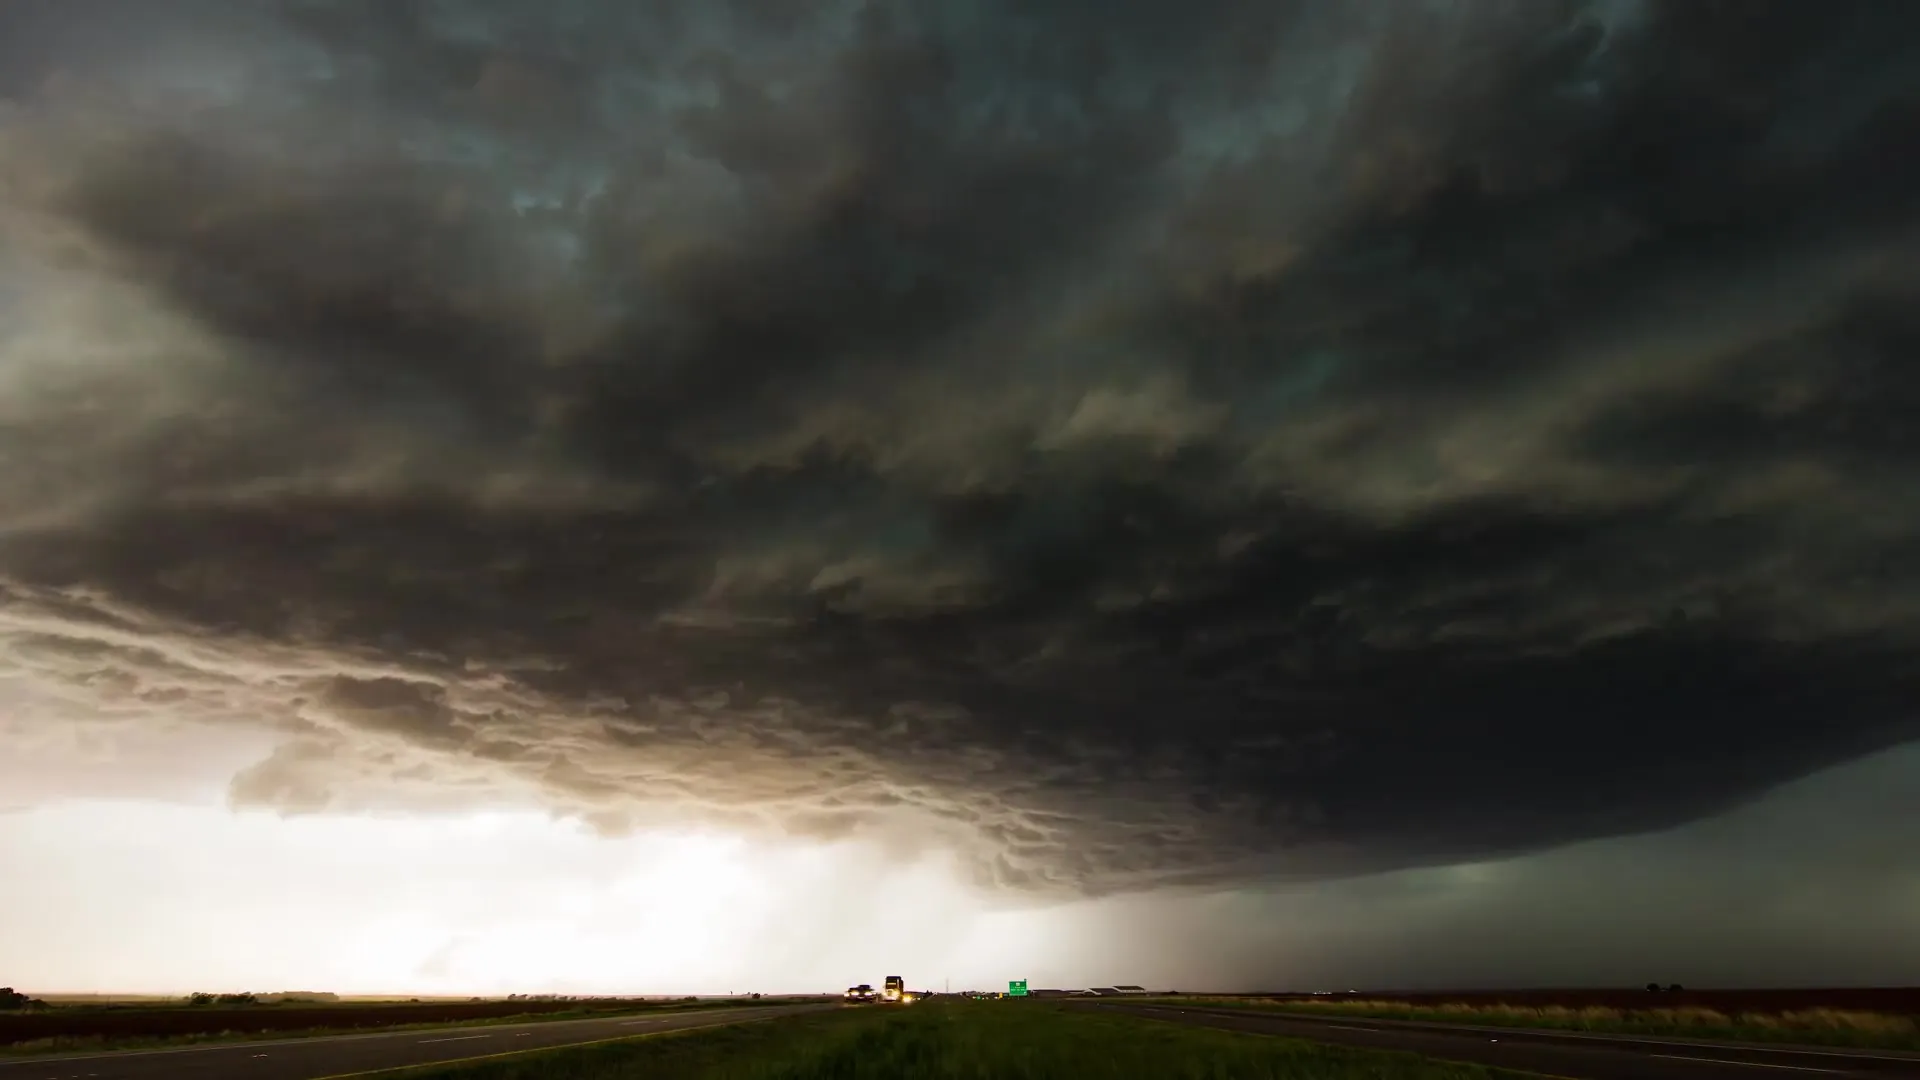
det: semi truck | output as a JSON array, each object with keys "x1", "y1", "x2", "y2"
[{"x1": 845, "y1": 977, "x2": 919, "y2": 1004}]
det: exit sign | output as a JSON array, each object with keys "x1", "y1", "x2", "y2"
[{"x1": 1009, "y1": 980, "x2": 1028, "y2": 997}]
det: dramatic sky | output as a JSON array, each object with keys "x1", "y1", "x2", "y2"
[{"x1": 3, "y1": 0, "x2": 1920, "y2": 995}]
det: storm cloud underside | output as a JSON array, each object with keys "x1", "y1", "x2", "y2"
[{"x1": 4, "y1": 0, "x2": 1920, "y2": 896}]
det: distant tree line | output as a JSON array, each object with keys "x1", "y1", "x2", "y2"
[
  {"x1": 498, "y1": 994, "x2": 709, "y2": 1003},
  {"x1": 180, "y1": 992, "x2": 344, "y2": 1006},
  {"x1": 0, "y1": 987, "x2": 46, "y2": 1010},
  {"x1": 188, "y1": 993, "x2": 260, "y2": 1006}
]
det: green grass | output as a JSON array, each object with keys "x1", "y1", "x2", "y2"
[
  {"x1": 361, "y1": 1002, "x2": 1549, "y2": 1080},
  {"x1": 0, "y1": 1000, "x2": 805, "y2": 1058},
  {"x1": 1154, "y1": 997, "x2": 1920, "y2": 1053}
]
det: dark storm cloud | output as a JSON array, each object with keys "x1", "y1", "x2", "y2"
[
  {"x1": 4, "y1": 0, "x2": 1920, "y2": 895},
  {"x1": 1077, "y1": 744, "x2": 1920, "y2": 991}
]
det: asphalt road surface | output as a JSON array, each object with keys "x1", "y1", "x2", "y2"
[
  {"x1": 1088, "y1": 1003, "x2": 1920, "y2": 1080},
  {"x1": 0, "y1": 1003, "x2": 835, "y2": 1080}
]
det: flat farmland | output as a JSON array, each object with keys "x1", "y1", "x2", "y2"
[
  {"x1": 0, "y1": 999, "x2": 737, "y2": 1047},
  {"x1": 1170, "y1": 988, "x2": 1920, "y2": 1052},
  {"x1": 1257, "y1": 988, "x2": 1920, "y2": 1015}
]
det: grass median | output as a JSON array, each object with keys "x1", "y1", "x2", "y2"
[
  {"x1": 358, "y1": 1000, "x2": 1549, "y2": 1079},
  {"x1": 1156, "y1": 997, "x2": 1920, "y2": 1053}
]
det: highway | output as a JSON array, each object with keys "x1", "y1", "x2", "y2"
[
  {"x1": 1088, "y1": 1002, "x2": 1920, "y2": 1080},
  {"x1": 0, "y1": 1003, "x2": 834, "y2": 1080}
]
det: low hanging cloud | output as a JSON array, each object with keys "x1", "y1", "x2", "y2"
[{"x1": 4, "y1": 0, "x2": 1920, "y2": 896}]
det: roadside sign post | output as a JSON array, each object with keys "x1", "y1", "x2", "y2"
[{"x1": 1009, "y1": 980, "x2": 1028, "y2": 997}]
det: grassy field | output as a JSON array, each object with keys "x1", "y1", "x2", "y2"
[
  {"x1": 360, "y1": 1001, "x2": 1548, "y2": 1080},
  {"x1": 1163, "y1": 997, "x2": 1920, "y2": 1053},
  {"x1": 0, "y1": 998, "x2": 815, "y2": 1057}
]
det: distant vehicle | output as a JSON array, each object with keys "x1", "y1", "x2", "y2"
[
  {"x1": 883, "y1": 975, "x2": 905, "y2": 1003},
  {"x1": 844, "y1": 984, "x2": 875, "y2": 1003}
]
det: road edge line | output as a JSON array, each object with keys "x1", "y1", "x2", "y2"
[
  {"x1": 305, "y1": 1011, "x2": 807, "y2": 1080},
  {"x1": 1200, "y1": 1008, "x2": 1920, "y2": 1063},
  {"x1": 0, "y1": 1006, "x2": 812, "y2": 1067},
  {"x1": 1104, "y1": 1004, "x2": 1582, "y2": 1080}
]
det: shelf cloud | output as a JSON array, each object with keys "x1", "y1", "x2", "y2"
[{"x1": 5, "y1": 0, "x2": 1919, "y2": 898}]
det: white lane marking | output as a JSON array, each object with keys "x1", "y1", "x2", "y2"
[
  {"x1": 514, "y1": 1032, "x2": 532, "y2": 1037},
  {"x1": 0, "y1": 1008, "x2": 772, "y2": 1067},
  {"x1": 618, "y1": 1019, "x2": 664, "y2": 1026},
  {"x1": 415, "y1": 1035, "x2": 492, "y2": 1045},
  {"x1": 1648, "y1": 1055, "x2": 1841, "y2": 1074}
]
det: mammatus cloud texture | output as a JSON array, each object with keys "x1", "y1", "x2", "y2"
[{"x1": 4, "y1": 0, "x2": 1920, "y2": 896}]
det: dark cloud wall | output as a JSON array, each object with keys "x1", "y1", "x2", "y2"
[
  {"x1": 3, "y1": 0, "x2": 1920, "y2": 896},
  {"x1": 1069, "y1": 743, "x2": 1920, "y2": 991}
]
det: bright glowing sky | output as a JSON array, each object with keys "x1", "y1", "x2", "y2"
[
  {"x1": 4, "y1": 0, "x2": 1920, "y2": 995},
  {"x1": 6, "y1": 729, "x2": 1920, "y2": 995}
]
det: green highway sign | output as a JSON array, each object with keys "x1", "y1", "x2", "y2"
[{"x1": 1009, "y1": 980, "x2": 1028, "y2": 997}]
